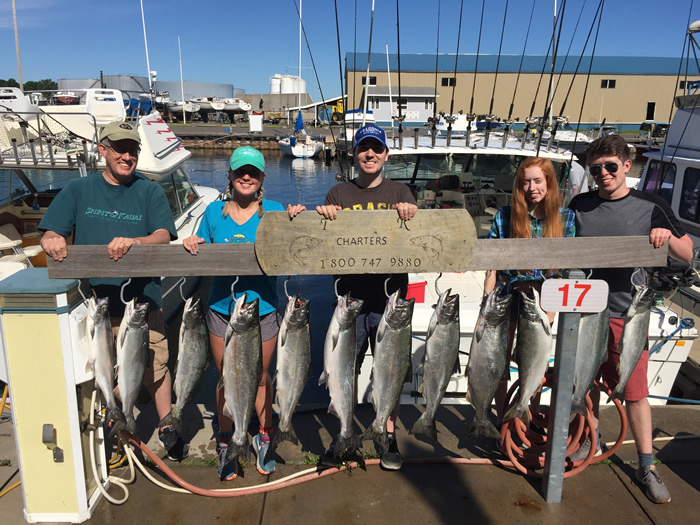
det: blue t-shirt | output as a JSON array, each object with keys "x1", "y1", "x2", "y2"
[
  {"x1": 38, "y1": 172, "x2": 177, "y2": 315},
  {"x1": 196, "y1": 199, "x2": 285, "y2": 317}
]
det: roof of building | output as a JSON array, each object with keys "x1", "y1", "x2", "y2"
[{"x1": 346, "y1": 53, "x2": 689, "y2": 75}]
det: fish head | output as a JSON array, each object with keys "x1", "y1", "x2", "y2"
[
  {"x1": 285, "y1": 293, "x2": 310, "y2": 329},
  {"x1": 130, "y1": 301, "x2": 149, "y2": 324},
  {"x1": 384, "y1": 290, "x2": 415, "y2": 329},
  {"x1": 519, "y1": 287, "x2": 546, "y2": 322},
  {"x1": 337, "y1": 293, "x2": 363, "y2": 327},
  {"x1": 230, "y1": 294, "x2": 259, "y2": 331},
  {"x1": 482, "y1": 286, "x2": 513, "y2": 324},
  {"x1": 182, "y1": 294, "x2": 203, "y2": 329},
  {"x1": 436, "y1": 288, "x2": 460, "y2": 324}
]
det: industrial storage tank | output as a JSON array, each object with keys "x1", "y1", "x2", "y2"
[
  {"x1": 280, "y1": 75, "x2": 295, "y2": 94},
  {"x1": 270, "y1": 75, "x2": 282, "y2": 95}
]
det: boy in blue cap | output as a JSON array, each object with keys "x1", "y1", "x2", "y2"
[{"x1": 317, "y1": 124, "x2": 417, "y2": 470}]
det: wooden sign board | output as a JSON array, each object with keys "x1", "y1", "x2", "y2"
[{"x1": 255, "y1": 209, "x2": 478, "y2": 276}]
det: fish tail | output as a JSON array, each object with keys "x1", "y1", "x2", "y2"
[
  {"x1": 503, "y1": 404, "x2": 530, "y2": 426},
  {"x1": 125, "y1": 414, "x2": 137, "y2": 435},
  {"x1": 360, "y1": 424, "x2": 387, "y2": 450},
  {"x1": 608, "y1": 388, "x2": 624, "y2": 403},
  {"x1": 466, "y1": 420, "x2": 502, "y2": 440},
  {"x1": 409, "y1": 413, "x2": 438, "y2": 444},
  {"x1": 107, "y1": 407, "x2": 126, "y2": 438},
  {"x1": 271, "y1": 426, "x2": 298, "y2": 451},
  {"x1": 334, "y1": 433, "x2": 361, "y2": 457},
  {"x1": 227, "y1": 439, "x2": 250, "y2": 463}
]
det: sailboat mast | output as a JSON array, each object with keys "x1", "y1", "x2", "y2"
[
  {"x1": 298, "y1": 0, "x2": 302, "y2": 112},
  {"x1": 178, "y1": 36, "x2": 186, "y2": 124},
  {"x1": 140, "y1": 0, "x2": 152, "y2": 92}
]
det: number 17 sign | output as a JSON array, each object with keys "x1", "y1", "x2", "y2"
[{"x1": 540, "y1": 279, "x2": 609, "y2": 313}]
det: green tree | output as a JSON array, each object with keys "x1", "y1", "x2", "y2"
[
  {"x1": 24, "y1": 79, "x2": 57, "y2": 91},
  {"x1": 0, "y1": 78, "x2": 20, "y2": 88}
]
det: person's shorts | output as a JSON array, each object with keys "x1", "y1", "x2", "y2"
[
  {"x1": 206, "y1": 307, "x2": 281, "y2": 342},
  {"x1": 599, "y1": 316, "x2": 649, "y2": 402},
  {"x1": 111, "y1": 309, "x2": 168, "y2": 386},
  {"x1": 356, "y1": 311, "x2": 413, "y2": 383}
]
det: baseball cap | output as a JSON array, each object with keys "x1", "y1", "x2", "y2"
[
  {"x1": 99, "y1": 120, "x2": 141, "y2": 144},
  {"x1": 353, "y1": 124, "x2": 388, "y2": 150},
  {"x1": 230, "y1": 146, "x2": 265, "y2": 172}
]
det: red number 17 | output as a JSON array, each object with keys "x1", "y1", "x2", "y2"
[{"x1": 558, "y1": 283, "x2": 592, "y2": 307}]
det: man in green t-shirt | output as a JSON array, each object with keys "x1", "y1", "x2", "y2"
[{"x1": 39, "y1": 120, "x2": 188, "y2": 461}]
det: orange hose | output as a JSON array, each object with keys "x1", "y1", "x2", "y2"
[{"x1": 497, "y1": 371, "x2": 628, "y2": 479}]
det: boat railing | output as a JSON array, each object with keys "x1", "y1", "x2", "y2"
[{"x1": 0, "y1": 109, "x2": 101, "y2": 171}]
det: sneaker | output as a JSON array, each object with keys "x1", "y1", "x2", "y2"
[
  {"x1": 158, "y1": 425, "x2": 189, "y2": 461},
  {"x1": 380, "y1": 433, "x2": 402, "y2": 471},
  {"x1": 253, "y1": 433, "x2": 276, "y2": 474},
  {"x1": 217, "y1": 442, "x2": 238, "y2": 481},
  {"x1": 568, "y1": 436, "x2": 602, "y2": 463},
  {"x1": 635, "y1": 466, "x2": 671, "y2": 504}
]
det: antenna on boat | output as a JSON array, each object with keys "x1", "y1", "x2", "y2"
[
  {"x1": 140, "y1": 0, "x2": 154, "y2": 99},
  {"x1": 178, "y1": 36, "x2": 186, "y2": 124},
  {"x1": 392, "y1": 0, "x2": 405, "y2": 149},
  {"x1": 11, "y1": 0, "x2": 23, "y2": 91},
  {"x1": 362, "y1": 0, "x2": 375, "y2": 127}
]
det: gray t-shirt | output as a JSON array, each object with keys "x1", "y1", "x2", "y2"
[{"x1": 568, "y1": 189, "x2": 686, "y2": 317}]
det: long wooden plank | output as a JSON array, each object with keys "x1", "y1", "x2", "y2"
[
  {"x1": 46, "y1": 236, "x2": 668, "y2": 279},
  {"x1": 255, "y1": 210, "x2": 478, "y2": 275}
]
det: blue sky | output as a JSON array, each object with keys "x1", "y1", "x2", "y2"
[{"x1": 1, "y1": 0, "x2": 697, "y2": 102}]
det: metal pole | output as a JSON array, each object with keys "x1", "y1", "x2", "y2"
[
  {"x1": 12, "y1": 0, "x2": 23, "y2": 90},
  {"x1": 178, "y1": 37, "x2": 186, "y2": 124},
  {"x1": 542, "y1": 269, "x2": 583, "y2": 503}
]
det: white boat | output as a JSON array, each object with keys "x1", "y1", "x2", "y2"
[
  {"x1": 221, "y1": 98, "x2": 252, "y2": 113},
  {"x1": 189, "y1": 96, "x2": 225, "y2": 112},
  {"x1": 351, "y1": 127, "x2": 697, "y2": 407},
  {"x1": 167, "y1": 100, "x2": 201, "y2": 114},
  {"x1": 0, "y1": 87, "x2": 221, "y2": 320},
  {"x1": 278, "y1": 0, "x2": 323, "y2": 159}
]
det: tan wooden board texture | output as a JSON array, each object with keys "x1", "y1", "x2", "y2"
[{"x1": 254, "y1": 209, "x2": 478, "y2": 276}]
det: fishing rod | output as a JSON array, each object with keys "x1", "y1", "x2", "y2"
[
  {"x1": 362, "y1": 0, "x2": 376, "y2": 126},
  {"x1": 445, "y1": 0, "x2": 465, "y2": 148},
  {"x1": 503, "y1": 0, "x2": 537, "y2": 148},
  {"x1": 655, "y1": 0, "x2": 699, "y2": 195},
  {"x1": 393, "y1": 0, "x2": 405, "y2": 149},
  {"x1": 333, "y1": 0, "x2": 351, "y2": 179},
  {"x1": 535, "y1": 0, "x2": 567, "y2": 156},
  {"x1": 568, "y1": 0, "x2": 604, "y2": 170},
  {"x1": 466, "y1": 0, "x2": 486, "y2": 147},
  {"x1": 550, "y1": 0, "x2": 604, "y2": 153},
  {"x1": 484, "y1": 0, "x2": 509, "y2": 149},
  {"x1": 521, "y1": 1, "x2": 561, "y2": 149},
  {"x1": 429, "y1": 0, "x2": 441, "y2": 148}
]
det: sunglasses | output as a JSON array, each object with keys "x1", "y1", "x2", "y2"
[
  {"x1": 104, "y1": 143, "x2": 140, "y2": 157},
  {"x1": 589, "y1": 162, "x2": 620, "y2": 176},
  {"x1": 231, "y1": 167, "x2": 263, "y2": 178}
]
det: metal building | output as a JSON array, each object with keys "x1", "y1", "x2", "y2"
[{"x1": 345, "y1": 53, "x2": 695, "y2": 129}]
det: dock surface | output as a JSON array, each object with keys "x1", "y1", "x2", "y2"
[{"x1": 1, "y1": 403, "x2": 699, "y2": 524}]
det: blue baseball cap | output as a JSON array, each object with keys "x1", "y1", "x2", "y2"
[
  {"x1": 353, "y1": 124, "x2": 388, "y2": 151},
  {"x1": 230, "y1": 146, "x2": 265, "y2": 172}
]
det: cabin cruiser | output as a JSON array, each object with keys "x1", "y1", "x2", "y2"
[{"x1": 0, "y1": 87, "x2": 220, "y2": 319}]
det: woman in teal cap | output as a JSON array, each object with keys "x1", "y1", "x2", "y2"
[{"x1": 183, "y1": 146, "x2": 305, "y2": 480}]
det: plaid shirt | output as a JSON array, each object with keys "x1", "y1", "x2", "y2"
[{"x1": 488, "y1": 205, "x2": 576, "y2": 287}]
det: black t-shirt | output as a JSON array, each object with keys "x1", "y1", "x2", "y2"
[
  {"x1": 324, "y1": 177, "x2": 416, "y2": 311},
  {"x1": 569, "y1": 189, "x2": 686, "y2": 317}
]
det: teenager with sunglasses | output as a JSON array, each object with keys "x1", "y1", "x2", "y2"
[
  {"x1": 40, "y1": 120, "x2": 189, "y2": 462},
  {"x1": 183, "y1": 147, "x2": 305, "y2": 481},
  {"x1": 315, "y1": 124, "x2": 417, "y2": 470},
  {"x1": 568, "y1": 134, "x2": 693, "y2": 504}
]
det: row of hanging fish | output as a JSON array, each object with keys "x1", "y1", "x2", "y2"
[{"x1": 85, "y1": 296, "x2": 150, "y2": 435}]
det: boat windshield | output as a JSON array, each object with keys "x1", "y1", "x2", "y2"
[
  {"x1": 155, "y1": 167, "x2": 201, "y2": 220},
  {"x1": 384, "y1": 153, "x2": 569, "y2": 188},
  {"x1": 0, "y1": 167, "x2": 83, "y2": 207}
]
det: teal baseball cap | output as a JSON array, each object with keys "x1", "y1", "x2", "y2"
[{"x1": 230, "y1": 146, "x2": 265, "y2": 172}]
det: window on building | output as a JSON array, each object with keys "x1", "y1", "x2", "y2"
[
  {"x1": 361, "y1": 76, "x2": 377, "y2": 86},
  {"x1": 396, "y1": 98, "x2": 407, "y2": 110},
  {"x1": 369, "y1": 98, "x2": 379, "y2": 110},
  {"x1": 441, "y1": 77, "x2": 456, "y2": 87},
  {"x1": 646, "y1": 102, "x2": 656, "y2": 121},
  {"x1": 680, "y1": 81, "x2": 687, "y2": 90},
  {"x1": 601, "y1": 79, "x2": 616, "y2": 89},
  {"x1": 425, "y1": 99, "x2": 432, "y2": 110}
]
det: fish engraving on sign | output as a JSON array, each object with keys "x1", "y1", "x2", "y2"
[
  {"x1": 409, "y1": 234, "x2": 444, "y2": 263},
  {"x1": 290, "y1": 236, "x2": 324, "y2": 265}
]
